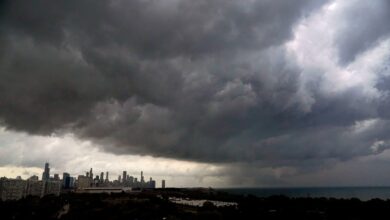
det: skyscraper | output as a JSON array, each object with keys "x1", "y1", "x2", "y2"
[
  {"x1": 122, "y1": 171, "x2": 127, "y2": 183},
  {"x1": 89, "y1": 168, "x2": 93, "y2": 180},
  {"x1": 63, "y1": 173, "x2": 69, "y2": 182},
  {"x1": 141, "y1": 171, "x2": 144, "y2": 183},
  {"x1": 42, "y1": 163, "x2": 50, "y2": 181},
  {"x1": 162, "y1": 180, "x2": 165, "y2": 189},
  {"x1": 128, "y1": 176, "x2": 134, "y2": 185},
  {"x1": 150, "y1": 180, "x2": 156, "y2": 188},
  {"x1": 148, "y1": 177, "x2": 156, "y2": 188},
  {"x1": 100, "y1": 172, "x2": 104, "y2": 183},
  {"x1": 62, "y1": 173, "x2": 70, "y2": 189},
  {"x1": 105, "y1": 172, "x2": 109, "y2": 182}
]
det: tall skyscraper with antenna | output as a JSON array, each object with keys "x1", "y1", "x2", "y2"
[
  {"x1": 42, "y1": 162, "x2": 50, "y2": 181},
  {"x1": 89, "y1": 168, "x2": 93, "y2": 180}
]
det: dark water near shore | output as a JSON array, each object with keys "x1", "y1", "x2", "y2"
[{"x1": 219, "y1": 187, "x2": 390, "y2": 201}]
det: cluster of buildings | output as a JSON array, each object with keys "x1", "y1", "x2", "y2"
[
  {"x1": 0, "y1": 163, "x2": 166, "y2": 201},
  {"x1": 76, "y1": 168, "x2": 161, "y2": 189}
]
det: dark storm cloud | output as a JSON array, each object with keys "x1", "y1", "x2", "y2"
[{"x1": 2, "y1": 0, "x2": 390, "y2": 175}]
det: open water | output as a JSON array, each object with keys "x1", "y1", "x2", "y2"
[{"x1": 219, "y1": 187, "x2": 390, "y2": 201}]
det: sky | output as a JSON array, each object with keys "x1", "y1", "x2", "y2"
[{"x1": 0, "y1": 0, "x2": 390, "y2": 187}]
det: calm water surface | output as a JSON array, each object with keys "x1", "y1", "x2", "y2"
[{"x1": 219, "y1": 187, "x2": 390, "y2": 201}]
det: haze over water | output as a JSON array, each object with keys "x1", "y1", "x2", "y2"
[{"x1": 221, "y1": 187, "x2": 390, "y2": 201}]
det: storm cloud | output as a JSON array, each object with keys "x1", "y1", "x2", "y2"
[{"x1": 1, "y1": 0, "x2": 390, "y2": 180}]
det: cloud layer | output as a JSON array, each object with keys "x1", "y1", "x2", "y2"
[{"x1": 1, "y1": 0, "x2": 390, "y2": 184}]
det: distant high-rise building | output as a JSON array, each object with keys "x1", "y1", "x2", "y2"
[
  {"x1": 43, "y1": 180, "x2": 61, "y2": 196},
  {"x1": 105, "y1": 172, "x2": 109, "y2": 182},
  {"x1": 129, "y1": 176, "x2": 134, "y2": 185},
  {"x1": 42, "y1": 163, "x2": 50, "y2": 181},
  {"x1": 62, "y1": 173, "x2": 70, "y2": 187},
  {"x1": 26, "y1": 179, "x2": 44, "y2": 197},
  {"x1": 89, "y1": 168, "x2": 93, "y2": 180},
  {"x1": 141, "y1": 171, "x2": 144, "y2": 183},
  {"x1": 118, "y1": 175, "x2": 122, "y2": 182},
  {"x1": 148, "y1": 177, "x2": 156, "y2": 189},
  {"x1": 62, "y1": 173, "x2": 72, "y2": 189},
  {"x1": 150, "y1": 180, "x2": 156, "y2": 189},
  {"x1": 68, "y1": 177, "x2": 75, "y2": 188},
  {"x1": 162, "y1": 180, "x2": 165, "y2": 188},
  {"x1": 100, "y1": 172, "x2": 104, "y2": 183},
  {"x1": 122, "y1": 171, "x2": 127, "y2": 183},
  {"x1": 53, "y1": 174, "x2": 60, "y2": 181},
  {"x1": 77, "y1": 175, "x2": 92, "y2": 189},
  {"x1": 0, "y1": 178, "x2": 27, "y2": 200}
]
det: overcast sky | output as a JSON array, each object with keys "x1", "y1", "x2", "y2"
[{"x1": 1, "y1": 0, "x2": 390, "y2": 187}]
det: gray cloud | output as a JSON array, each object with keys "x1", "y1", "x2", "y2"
[
  {"x1": 2, "y1": 0, "x2": 390, "y2": 182},
  {"x1": 332, "y1": 0, "x2": 390, "y2": 64}
]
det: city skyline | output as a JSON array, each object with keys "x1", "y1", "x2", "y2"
[
  {"x1": 0, "y1": 162, "x2": 166, "y2": 201},
  {"x1": 8, "y1": 162, "x2": 166, "y2": 188}
]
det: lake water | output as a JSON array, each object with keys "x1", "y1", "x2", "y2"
[
  {"x1": 219, "y1": 187, "x2": 390, "y2": 201},
  {"x1": 169, "y1": 197, "x2": 237, "y2": 207}
]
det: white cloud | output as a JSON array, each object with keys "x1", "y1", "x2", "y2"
[
  {"x1": 287, "y1": 0, "x2": 390, "y2": 101},
  {"x1": 0, "y1": 127, "x2": 227, "y2": 187}
]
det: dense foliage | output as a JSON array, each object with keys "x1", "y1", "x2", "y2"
[{"x1": 1, "y1": 189, "x2": 390, "y2": 219}]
